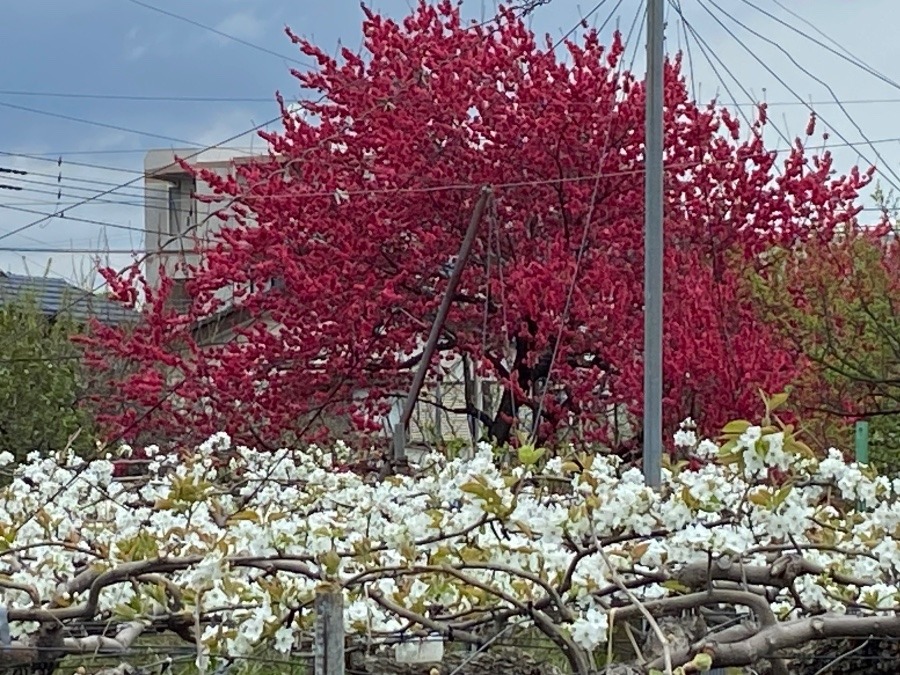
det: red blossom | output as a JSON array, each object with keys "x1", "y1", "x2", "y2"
[{"x1": 82, "y1": 1, "x2": 872, "y2": 451}]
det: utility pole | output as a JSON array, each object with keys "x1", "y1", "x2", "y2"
[
  {"x1": 643, "y1": 0, "x2": 665, "y2": 487},
  {"x1": 391, "y1": 186, "x2": 492, "y2": 465}
]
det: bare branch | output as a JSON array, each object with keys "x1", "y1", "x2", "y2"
[
  {"x1": 703, "y1": 613, "x2": 900, "y2": 670},
  {"x1": 675, "y1": 553, "x2": 873, "y2": 591}
]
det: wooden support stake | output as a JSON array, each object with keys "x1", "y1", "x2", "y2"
[{"x1": 314, "y1": 590, "x2": 345, "y2": 675}]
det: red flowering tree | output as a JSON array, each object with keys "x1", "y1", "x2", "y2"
[{"x1": 83, "y1": 1, "x2": 872, "y2": 450}]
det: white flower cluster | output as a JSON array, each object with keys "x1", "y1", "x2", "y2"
[{"x1": 0, "y1": 421, "x2": 895, "y2": 660}]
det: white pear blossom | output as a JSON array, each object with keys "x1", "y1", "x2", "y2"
[
  {"x1": 0, "y1": 415, "x2": 894, "y2": 663},
  {"x1": 570, "y1": 605, "x2": 609, "y2": 650}
]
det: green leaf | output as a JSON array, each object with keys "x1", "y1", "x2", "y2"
[
  {"x1": 227, "y1": 509, "x2": 261, "y2": 524},
  {"x1": 319, "y1": 549, "x2": 341, "y2": 575},
  {"x1": 630, "y1": 541, "x2": 651, "y2": 561},
  {"x1": 459, "y1": 479, "x2": 504, "y2": 513},
  {"x1": 766, "y1": 391, "x2": 789, "y2": 412},
  {"x1": 517, "y1": 445, "x2": 546, "y2": 466},
  {"x1": 681, "y1": 486, "x2": 700, "y2": 510},
  {"x1": 514, "y1": 519, "x2": 535, "y2": 538},
  {"x1": 690, "y1": 652, "x2": 714, "y2": 671},
  {"x1": 560, "y1": 461, "x2": 582, "y2": 474},
  {"x1": 772, "y1": 484, "x2": 793, "y2": 508},
  {"x1": 459, "y1": 479, "x2": 491, "y2": 500},
  {"x1": 459, "y1": 546, "x2": 489, "y2": 563},
  {"x1": 721, "y1": 420, "x2": 752, "y2": 436},
  {"x1": 661, "y1": 579, "x2": 692, "y2": 594},
  {"x1": 748, "y1": 489, "x2": 771, "y2": 507},
  {"x1": 112, "y1": 603, "x2": 139, "y2": 620}
]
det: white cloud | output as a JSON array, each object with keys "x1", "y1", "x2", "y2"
[
  {"x1": 212, "y1": 10, "x2": 267, "y2": 44},
  {"x1": 122, "y1": 25, "x2": 168, "y2": 62}
]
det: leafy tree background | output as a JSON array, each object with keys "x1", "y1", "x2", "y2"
[
  {"x1": 748, "y1": 192, "x2": 900, "y2": 471},
  {"x1": 0, "y1": 297, "x2": 98, "y2": 463}
]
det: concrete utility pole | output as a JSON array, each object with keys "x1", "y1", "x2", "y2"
[
  {"x1": 643, "y1": 0, "x2": 665, "y2": 487},
  {"x1": 391, "y1": 186, "x2": 493, "y2": 464}
]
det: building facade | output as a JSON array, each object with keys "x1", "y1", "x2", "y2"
[
  {"x1": 143, "y1": 147, "x2": 263, "y2": 310},
  {"x1": 143, "y1": 148, "x2": 479, "y2": 447}
]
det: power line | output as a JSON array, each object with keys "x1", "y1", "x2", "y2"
[
  {"x1": 8, "y1": 87, "x2": 900, "y2": 108},
  {"x1": 0, "y1": 113, "x2": 282, "y2": 244},
  {"x1": 5, "y1": 0, "x2": 564, "y2": 439},
  {"x1": 6, "y1": 127, "x2": 900, "y2": 199},
  {"x1": 4, "y1": 145, "x2": 897, "y2": 233},
  {"x1": 0, "y1": 203, "x2": 149, "y2": 235},
  {"x1": 699, "y1": 0, "x2": 900, "y2": 194},
  {"x1": 0, "y1": 146, "x2": 267, "y2": 180},
  {"x1": 124, "y1": 0, "x2": 313, "y2": 68},
  {"x1": 742, "y1": 0, "x2": 900, "y2": 94},
  {"x1": 3, "y1": 6, "x2": 876, "y2": 280},
  {"x1": 725, "y1": 98, "x2": 900, "y2": 107},
  {"x1": 3, "y1": 174, "x2": 149, "y2": 201},
  {"x1": 552, "y1": 0, "x2": 617, "y2": 49},
  {"x1": 0, "y1": 100, "x2": 211, "y2": 147},
  {"x1": 670, "y1": 2, "x2": 793, "y2": 151},
  {"x1": 0, "y1": 246, "x2": 144, "y2": 254},
  {"x1": 0, "y1": 90, "x2": 277, "y2": 103},
  {"x1": 1, "y1": 184, "x2": 157, "y2": 211},
  {"x1": 1, "y1": 147, "x2": 258, "y2": 160}
]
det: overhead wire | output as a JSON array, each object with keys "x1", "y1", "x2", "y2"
[
  {"x1": 3, "y1": 4, "x2": 890, "y2": 367},
  {"x1": 3, "y1": 149, "x2": 894, "y2": 244},
  {"x1": 0, "y1": 150, "x2": 182, "y2": 177},
  {"x1": 7, "y1": 121, "x2": 900, "y2": 198},
  {"x1": 1, "y1": 175, "x2": 152, "y2": 204},
  {"x1": 0, "y1": 4, "x2": 472, "y2": 438},
  {"x1": 5, "y1": 111, "x2": 900, "y2": 182},
  {"x1": 667, "y1": 0, "x2": 760, "y2": 406},
  {"x1": 667, "y1": 0, "x2": 792, "y2": 151},
  {"x1": 624, "y1": 0, "x2": 646, "y2": 74},
  {"x1": 7, "y1": 88, "x2": 900, "y2": 108},
  {"x1": 0, "y1": 111, "x2": 285, "y2": 244},
  {"x1": 124, "y1": 0, "x2": 315, "y2": 68},
  {"x1": 551, "y1": 0, "x2": 616, "y2": 49},
  {"x1": 0, "y1": 246, "x2": 143, "y2": 254},
  {"x1": 529, "y1": 0, "x2": 646, "y2": 444},
  {"x1": 0, "y1": 0, "x2": 895, "y2": 459},
  {"x1": 0, "y1": 90, "x2": 277, "y2": 103},
  {"x1": 0, "y1": 203, "x2": 152, "y2": 235},
  {"x1": 9, "y1": 166, "x2": 166, "y2": 193},
  {"x1": 671, "y1": 0, "x2": 697, "y2": 101},
  {"x1": 698, "y1": 0, "x2": 900, "y2": 194},
  {"x1": 0, "y1": 100, "x2": 213, "y2": 147},
  {"x1": 3, "y1": 0, "x2": 579, "y2": 337},
  {"x1": 749, "y1": 0, "x2": 900, "y2": 92}
]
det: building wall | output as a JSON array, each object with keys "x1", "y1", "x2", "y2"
[
  {"x1": 189, "y1": 304, "x2": 634, "y2": 448},
  {"x1": 191, "y1": 308, "x2": 481, "y2": 445},
  {"x1": 143, "y1": 148, "x2": 263, "y2": 304}
]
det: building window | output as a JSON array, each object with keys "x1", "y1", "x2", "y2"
[
  {"x1": 168, "y1": 176, "x2": 196, "y2": 236},
  {"x1": 249, "y1": 277, "x2": 286, "y2": 294},
  {"x1": 168, "y1": 278, "x2": 192, "y2": 313}
]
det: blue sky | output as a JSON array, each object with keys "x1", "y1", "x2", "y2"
[{"x1": 1, "y1": 0, "x2": 898, "y2": 287}]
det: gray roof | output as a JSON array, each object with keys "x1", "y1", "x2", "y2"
[{"x1": 0, "y1": 272, "x2": 138, "y2": 326}]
